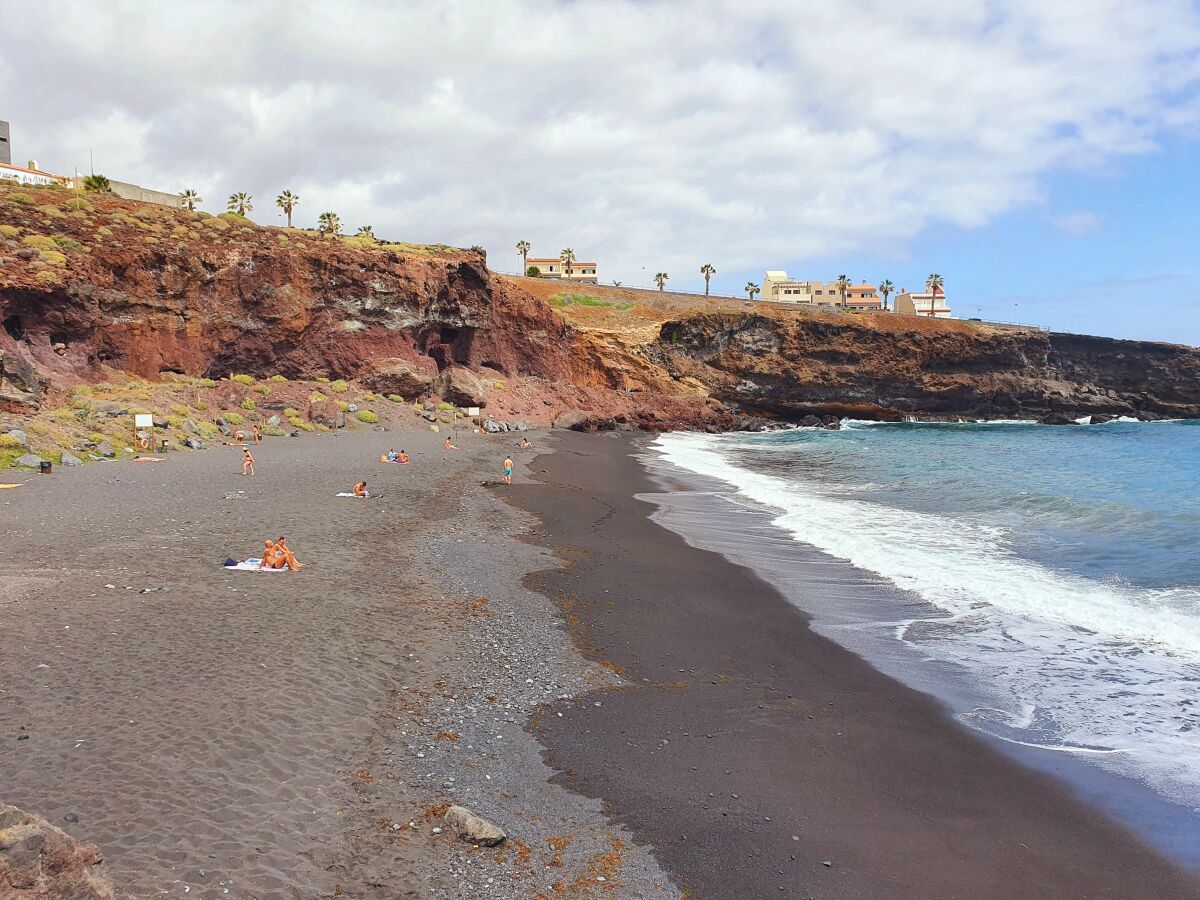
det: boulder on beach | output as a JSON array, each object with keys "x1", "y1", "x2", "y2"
[
  {"x1": 553, "y1": 410, "x2": 589, "y2": 430},
  {"x1": 59, "y1": 452, "x2": 82, "y2": 467},
  {"x1": 0, "y1": 802, "x2": 116, "y2": 898},
  {"x1": 436, "y1": 367, "x2": 487, "y2": 408},
  {"x1": 363, "y1": 358, "x2": 436, "y2": 399},
  {"x1": 5, "y1": 428, "x2": 27, "y2": 446},
  {"x1": 95, "y1": 443, "x2": 117, "y2": 458},
  {"x1": 443, "y1": 805, "x2": 506, "y2": 847},
  {"x1": 15, "y1": 453, "x2": 43, "y2": 468}
]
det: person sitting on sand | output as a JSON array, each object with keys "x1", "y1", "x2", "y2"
[
  {"x1": 252, "y1": 424, "x2": 262, "y2": 445},
  {"x1": 276, "y1": 536, "x2": 304, "y2": 569},
  {"x1": 258, "y1": 540, "x2": 286, "y2": 570},
  {"x1": 519, "y1": 436, "x2": 532, "y2": 449},
  {"x1": 242, "y1": 447, "x2": 255, "y2": 476},
  {"x1": 503, "y1": 455, "x2": 514, "y2": 485},
  {"x1": 398, "y1": 450, "x2": 409, "y2": 463},
  {"x1": 387, "y1": 448, "x2": 399, "y2": 462},
  {"x1": 354, "y1": 480, "x2": 372, "y2": 499},
  {"x1": 444, "y1": 436, "x2": 460, "y2": 451}
]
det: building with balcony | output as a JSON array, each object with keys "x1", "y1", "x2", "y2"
[{"x1": 761, "y1": 272, "x2": 882, "y2": 309}]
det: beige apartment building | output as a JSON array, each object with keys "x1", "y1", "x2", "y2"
[
  {"x1": 893, "y1": 288, "x2": 952, "y2": 318},
  {"x1": 761, "y1": 272, "x2": 882, "y2": 310},
  {"x1": 527, "y1": 257, "x2": 598, "y2": 283}
]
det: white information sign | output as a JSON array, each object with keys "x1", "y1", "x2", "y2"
[
  {"x1": 467, "y1": 407, "x2": 480, "y2": 417},
  {"x1": 134, "y1": 414, "x2": 153, "y2": 428}
]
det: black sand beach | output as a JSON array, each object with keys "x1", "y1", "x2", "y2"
[
  {"x1": 514, "y1": 431, "x2": 1200, "y2": 899},
  {"x1": 3, "y1": 426, "x2": 1198, "y2": 899}
]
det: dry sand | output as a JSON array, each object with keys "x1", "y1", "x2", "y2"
[{"x1": 0, "y1": 425, "x2": 675, "y2": 899}]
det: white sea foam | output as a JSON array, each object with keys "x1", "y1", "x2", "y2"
[{"x1": 653, "y1": 431, "x2": 1200, "y2": 807}]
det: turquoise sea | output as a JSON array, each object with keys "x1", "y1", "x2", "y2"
[{"x1": 651, "y1": 420, "x2": 1200, "y2": 854}]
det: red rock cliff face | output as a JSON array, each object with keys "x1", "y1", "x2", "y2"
[
  {"x1": 2, "y1": 187, "x2": 1198, "y2": 425},
  {"x1": 657, "y1": 313, "x2": 1200, "y2": 420}
]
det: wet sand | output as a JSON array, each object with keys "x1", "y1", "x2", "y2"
[{"x1": 513, "y1": 431, "x2": 1200, "y2": 899}]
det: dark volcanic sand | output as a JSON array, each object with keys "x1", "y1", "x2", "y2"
[{"x1": 514, "y1": 431, "x2": 1200, "y2": 900}]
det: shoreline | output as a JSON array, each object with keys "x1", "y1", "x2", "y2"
[
  {"x1": 509, "y1": 430, "x2": 1200, "y2": 899},
  {"x1": 635, "y1": 430, "x2": 1200, "y2": 867}
]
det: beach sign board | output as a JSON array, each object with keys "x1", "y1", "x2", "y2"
[
  {"x1": 468, "y1": 407, "x2": 480, "y2": 417},
  {"x1": 134, "y1": 414, "x2": 153, "y2": 428}
]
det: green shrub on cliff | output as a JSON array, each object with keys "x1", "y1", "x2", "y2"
[
  {"x1": 0, "y1": 224, "x2": 19, "y2": 238},
  {"x1": 336, "y1": 400, "x2": 349, "y2": 412},
  {"x1": 263, "y1": 425, "x2": 287, "y2": 437},
  {"x1": 201, "y1": 217, "x2": 230, "y2": 231},
  {"x1": 0, "y1": 433, "x2": 22, "y2": 449},
  {"x1": 269, "y1": 374, "x2": 288, "y2": 382},
  {"x1": 39, "y1": 249, "x2": 67, "y2": 267},
  {"x1": 22, "y1": 235, "x2": 57, "y2": 251},
  {"x1": 6, "y1": 193, "x2": 34, "y2": 205},
  {"x1": 355, "y1": 410, "x2": 379, "y2": 424},
  {"x1": 329, "y1": 379, "x2": 349, "y2": 393},
  {"x1": 224, "y1": 411, "x2": 244, "y2": 425},
  {"x1": 52, "y1": 236, "x2": 85, "y2": 252},
  {"x1": 284, "y1": 407, "x2": 300, "y2": 418},
  {"x1": 95, "y1": 226, "x2": 112, "y2": 237},
  {"x1": 388, "y1": 394, "x2": 404, "y2": 403},
  {"x1": 230, "y1": 374, "x2": 254, "y2": 385},
  {"x1": 240, "y1": 398, "x2": 256, "y2": 410},
  {"x1": 308, "y1": 391, "x2": 327, "y2": 403}
]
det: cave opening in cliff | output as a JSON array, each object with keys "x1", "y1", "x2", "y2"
[
  {"x1": 3, "y1": 315, "x2": 24, "y2": 341},
  {"x1": 49, "y1": 332, "x2": 71, "y2": 348}
]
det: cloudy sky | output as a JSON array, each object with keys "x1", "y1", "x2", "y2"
[{"x1": 2, "y1": 1, "x2": 1199, "y2": 343}]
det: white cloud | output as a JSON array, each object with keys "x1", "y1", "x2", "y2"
[
  {"x1": 0, "y1": 0, "x2": 1197, "y2": 289},
  {"x1": 1053, "y1": 211, "x2": 1104, "y2": 236}
]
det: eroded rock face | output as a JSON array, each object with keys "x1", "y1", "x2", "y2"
[
  {"x1": 658, "y1": 313, "x2": 1200, "y2": 421},
  {"x1": 0, "y1": 803, "x2": 115, "y2": 898},
  {"x1": 0, "y1": 350, "x2": 42, "y2": 412}
]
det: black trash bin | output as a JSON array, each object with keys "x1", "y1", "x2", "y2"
[{"x1": 39, "y1": 460, "x2": 52, "y2": 475}]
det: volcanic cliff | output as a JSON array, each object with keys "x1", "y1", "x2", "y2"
[{"x1": 1, "y1": 182, "x2": 1198, "y2": 428}]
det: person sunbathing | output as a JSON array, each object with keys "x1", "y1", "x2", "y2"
[
  {"x1": 258, "y1": 540, "x2": 287, "y2": 570},
  {"x1": 444, "y1": 437, "x2": 460, "y2": 451},
  {"x1": 276, "y1": 536, "x2": 304, "y2": 569},
  {"x1": 398, "y1": 450, "x2": 409, "y2": 463},
  {"x1": 353, "y1": 480, "x2": 371, "y2": 499},
  {"x1": 519, "y1": 437, "x2": 532, "y2": 449},
  {"x1": 386, "y1": 449, "x2": 399, "y2": 462}
]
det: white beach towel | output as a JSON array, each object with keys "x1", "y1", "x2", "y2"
[
  {"x1": 336, "y1": 492, "x2": 357, "y2": 497},
  {"x1": 224, "y1": 558, "x2": 290, "y2": 571}
]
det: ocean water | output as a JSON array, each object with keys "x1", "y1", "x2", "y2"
[{"x1": 649, "y1": 420, "x2": 1200, "y2": 828}]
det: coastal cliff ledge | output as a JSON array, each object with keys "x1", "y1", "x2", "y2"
[{"x1": 2, "y1": 183, "x2": 1198, "y2": 429}]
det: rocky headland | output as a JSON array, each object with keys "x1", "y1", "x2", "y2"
[{"x1": 1, "y1": 181, "x2": 1198, "y2": 462}]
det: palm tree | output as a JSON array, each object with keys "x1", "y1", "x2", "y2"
[
  {"x1": 276, "y1": 190, "x2": 299, "y2": 227},
  {"x1": 925, "y1": 273, "x2": 945, "y2": 317},
  {"x1": 611, "y1": 280, "x2": 622, "y2": 287},
  {"x1": 318, "y1": 211, "x2": 342, "y2": 237},
  {"x1": 560, "y1": 247, "x2": 575, "y2": 279},
  {"x1": 82, "y1": 174, "x2": 111, "y2": 193},
  {"x1": 227, "y1": 192, "x2": 253, "y2": 216},
  {"x1": 179, "y1": 189, "x2": 201, "y2": 211},
  {"x1": 700, "y1": 263, "x2": 716, "y2": 296},
  {"x1": 356, "y1": 225, "x2": 376, "y2": 240},
  {"x1": 516, "y1": 240, "x2": 531, "y2": 275},
  {"x1": 655, "y1": 272, "x2": 669, "y2": 291},
  {"x1": 835, "y1": 274, "x2": 851, "y2": 308},
  {"x1": 879, "y1": 279, "x2": 894, "y2": 312},
  {"x1": 745, "y1": 282, "x2": 760, "y2": 300}
]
